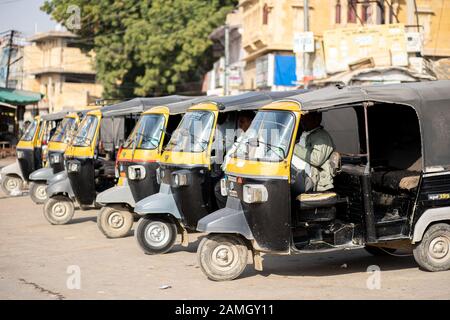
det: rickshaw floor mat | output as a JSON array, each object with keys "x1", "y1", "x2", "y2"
[{"x1": 371, "y1": 170, "x2": 420, "y2": 192}]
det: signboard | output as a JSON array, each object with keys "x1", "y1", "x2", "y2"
[
  {"x1": 294, "y1": 32, "x2": 315, "y2": 53},
  {"x1": 323, "y1": 24, "x2": 408, "y2": 74},
  {"x1": 406, "y1": 32, "x2": 422, "y2": 53}
]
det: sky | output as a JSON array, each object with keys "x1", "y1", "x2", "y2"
[{"x1": 0, "y1": 0, "x2": 57, "y2": 37}]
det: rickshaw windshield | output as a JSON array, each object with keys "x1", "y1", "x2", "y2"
[
  {"x1": 123, "y1": 114, "x2": 165, "y2": 150},
  {"x1": 21, "y1": 120, "x2": 38, "y2": 141},
  {"x1": 50, "y1": 117, "x2": 76, "y2": 143},
  {"x1": 73, "y1": 115, "x2": 98, "y2": 147},
  {"x1": 233, "y1": 110, "x2": 295, "y2": 162},
  {"x1": 165, "y1": 110, "x2": 214, "y2": 153}
]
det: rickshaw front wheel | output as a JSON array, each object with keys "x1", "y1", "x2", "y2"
[
  {"x1": 1, "y1": 175, "x2": 23, "y2": 196},
  {"x1": 198, "y1": 234, "x2": 249, "y2": 281},
  {"x1": 43, "y1": 196, "x2": 75, "y2": 225},
  {"x1": 413, "y1": 223, "x2": 450, "y2": 272},
  {"x1": 29, "y1": 182, "x2": 48, "y2": 204},
  {"x1": 135, "y1": 216, "x2": 177, "y2": 255},
  {"x1": 97, "y1": 206, "x2": 133, "y2": 238}
]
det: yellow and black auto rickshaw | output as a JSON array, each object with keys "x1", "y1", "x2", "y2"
[
  {"x1": 43, "y1": 96, "x2": 193, "y2": 225},
  {"x1": 133, "y1": 91, "x2": 303, "y2": 255},
  {"x1": 0, "y1": 112, "x2": 67, "y2": 196},
  {"x1": 96, "y1": 97, "x2": 207, "y2": 238},
  {"x1": 196, "y1": 80, "x2": 450, "y2": 281},
  {"x1": 28, "y1": 110, "x2": 88, "y2": 204}
]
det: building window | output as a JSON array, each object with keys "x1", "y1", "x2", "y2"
[
  {"x1": 262, "y1": 3, "x2": 269, "y2": 25},
  {"x1": 335, "y1": 0, "x2": 341, "y2": 24},
  {"x1": 361, "y1": 0, "x2": 370, "y2": 23},
  {"x1": 348, "y1": 0, "x2": 357, "y2": 23},
  {"x1": 376, "y1": 1, "x2": 385, "y2": 24}
]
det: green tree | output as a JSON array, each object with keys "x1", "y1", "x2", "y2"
[{"x1": 42, "y1": 0, "x2": 237, "y2": 99}]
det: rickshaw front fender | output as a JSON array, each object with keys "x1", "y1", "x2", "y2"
[
  {"x1": 134, "y1": 183, "x2": 181, "y2": 220},
  {"x1": 196, "y1": 197, "x2": 254, "y2": 241},
  {"x1": 29, "y1": 167, "x2": 54, "y2": 182},
  {"x1": 47, "y1": 171, "x2": 75, "y2": 198},
  {"x1": 0, "y1": 161, "x2": 24, "y2": 180},
  {"x1": 96, "y1": 185, "x2": 136, "y2": 208}
]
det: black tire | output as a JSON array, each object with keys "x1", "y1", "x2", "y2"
[
  {"x1": 97, "y1": 206, "x2": 133, "y2": 238},
  {"x1": 198, "y1": 234, "x2": 249, "y2": 281},
  {"x1": 364, "y1": 245, "x2": 397, "y2": 256},
  {"x1": 135, "y1": 216, "x2": 177, "y2": 254},
  {"x1": 1, "y1": 175, "x2": 23, "y2": 196},
  {"x1": 413, "y1": 223, "x2": 450, "y2": 272},
  {"x1": 43, "y1": 196, "x2": 75, "y2": 225},
  {"x1": 29, "y1": 182, "x2": 48, "y2": 204}
]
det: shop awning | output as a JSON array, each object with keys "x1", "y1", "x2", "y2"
[{"x1": 0, "y1": 87, "x2": 43, "y2": 105}]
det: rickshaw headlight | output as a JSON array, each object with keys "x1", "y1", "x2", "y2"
[
  {"x1": 67, "y1": 161, "x2": 80, "y2": 173},
  {"x1": 173, "y1": 173, "x2": 188, "y2": 187},
  {"x1": 16, "y1": 150, "x2": 24, "y2": 159},
  {"x1": 220, "y1": 178, "x2": 228, "y2": 196},
  {"x1": 128, "y1": 165, "x2": 146, "y2": 180},
  {"x1": 50, "y1": 153, "x2": 61, "y2": 164},
  {"x1": 243, "y1": 184, "x2": 268, "y2": 204}
]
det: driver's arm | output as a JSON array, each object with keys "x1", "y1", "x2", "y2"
[{"x1": 294, "y1": 135, "x2": 333, "y2": 168}]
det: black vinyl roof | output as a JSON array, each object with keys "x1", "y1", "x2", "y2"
[
  {"x1": 197, "y1": 90, "x2": 307, "y2": 112},
  {"x1": 285, "y1": 80, "x2": 450, "y2": 169},
  {"x1": 101, "y1": 95, "x2": 196, "y2": 117},
  {"x1": 163, "y1": 96, "x2": 214, "y2": 115},
  {"x1": 284, "y1": 80, "x2": 450, "y2": 113},
  {"x1": 41, "y1": 111, "x2": 70, "y2": 121}
]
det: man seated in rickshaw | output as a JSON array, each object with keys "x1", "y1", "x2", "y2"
[
  {"x1": 291, "y1": 112, "x2": 335, "y2": 194},
  {"x1": 214, "y1": 110, "x2": 255, "y2": 208}
]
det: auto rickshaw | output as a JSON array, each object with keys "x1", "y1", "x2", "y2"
[
  {"x1": 43, "y1": 96, "x2": 193, "y2": 225},
  {"x1": 133, "y1": 91, "x2": 304, "y2": 255},
  {"x1": 96, "y1": 96, "x2": 208, "y2": 238},
  {"x1": 28, "y1": 110, "x2": 89, "y2": 204},
  {"x1": 196, "y1": 80, "x2": 450, "y2": 281},
  {"x1": 0, "y1": 112, "x2": 68, "y2": 196}
]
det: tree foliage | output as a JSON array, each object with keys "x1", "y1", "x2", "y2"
[{"x1": 42, "y1": 0, "x2": 237, "y2": 99}]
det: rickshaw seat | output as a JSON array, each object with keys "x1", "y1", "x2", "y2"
[
  {"x1": 297, "y1": 192, "x2": 338, "y2": 209},
  {"x1": 372, "y1": 170, "x2": 420, "y2": 192}
]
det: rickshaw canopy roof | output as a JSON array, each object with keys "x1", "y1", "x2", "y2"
[
  {"x1": 41, "y1": 111, "x2": 70, "y2": 121},
  {"x1": 163, "y1": 96, "x2": 213, "y2": 115},
  {"x1": 100, "y1": 95, "x2": 196, "y2": 117},
  {"x1": 201, "y1": 90, "x2": 307, "y2": 112},
  {"x1": 285, "y1": 80, "x2": 450, "y2": 169}
]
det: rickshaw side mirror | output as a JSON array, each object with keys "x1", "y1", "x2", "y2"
[{"x1": 248, "y1": 137, "x2": 259, "y2": 147}]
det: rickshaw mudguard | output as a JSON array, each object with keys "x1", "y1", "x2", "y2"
[
  {"x1": 196, "y1": 197, "x2": 254, "y2": 240},
  {"x1": 134, "y1": 183, "x2": 181, "y2": 219},
  {"x1": 96, "y1": 184, "x2": 136, "y2": 208},
  {"x1": 29, "y1": 167, "x2": 54, "y2": 182},
  {"x1": 0, "y1": 161, "x2": 24, "y2": 180},
  {"x1": 412, "y1": 206, "x2": 450, "y2": 243},
  {"x1": 47, "y1": 171, "x2": 75, "y2": 198}
]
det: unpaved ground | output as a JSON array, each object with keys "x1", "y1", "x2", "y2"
[{"x1": 0, "y1": 158, "x2": 449, "y2": 299}]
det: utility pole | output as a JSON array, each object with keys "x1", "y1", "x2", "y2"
[
  {"x1": 223, "y1": 24, "x2": 230, "y2": 96},
  {"x1": 303, "y1": 0, "x2": 309, "y2": 86},
  {"x1": 5, "y1": 30, "x2": 15, "y2": 89}
]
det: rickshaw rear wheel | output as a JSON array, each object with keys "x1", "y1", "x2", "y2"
[
  {"x1": 364, "y1": 246, "x2": 397, "y2": 256},
  {"x1": 43, "y1": 196, "x2": 75, "y2": 225},
  {"x1": 97, "y1": 206, "x2": 133, "y2": 238},
  {"x1": 135, "y1": 216, "x2": 177, "y2": 255},
  {"x1": 1, "y1": 175, "x2": 23, "y2": 196},
  {"x1": 198, "y1": 234, "x2": 249, "y2": 281},
  {"x1": 413, "y1": 223, "x2": 450, "y2": 272},
  {"x1": 29, "y1": 181, "x2": 48, "y2": 204}
]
